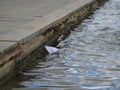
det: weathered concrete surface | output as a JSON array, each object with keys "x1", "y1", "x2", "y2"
[
  {"x1": 0, "y1": 0, "x2": 108, "y2": 84},
  {"x1": 0, "y1": 60, "x2": 15, "y2": 84},
  {"x1": 0, "y1": 0, "x2": 78, "y2": 42}
]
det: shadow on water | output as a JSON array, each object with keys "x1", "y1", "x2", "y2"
[{"x1": 1, "y1": 0, "x2": 120, "y2": 90}]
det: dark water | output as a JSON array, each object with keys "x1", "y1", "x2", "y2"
[{"x1": 1, "y1": 0, "x2": 120, "y2": 90}]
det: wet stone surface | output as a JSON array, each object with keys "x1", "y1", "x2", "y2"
[{"x1": 1, "y1": 0, "x2": 120, "y2": 90}]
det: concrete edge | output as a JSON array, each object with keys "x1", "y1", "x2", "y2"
[{"x1": 20, "y1": 0, "x2": 94, "y2": 43}]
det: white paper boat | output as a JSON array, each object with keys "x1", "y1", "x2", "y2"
[{"x1": 45, "y1": 46, "x2": 59, "y2": 54}]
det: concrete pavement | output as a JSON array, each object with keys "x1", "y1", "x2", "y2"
[{"x1": 0, "y1": 0, "x2": 77, "y2": 46}]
